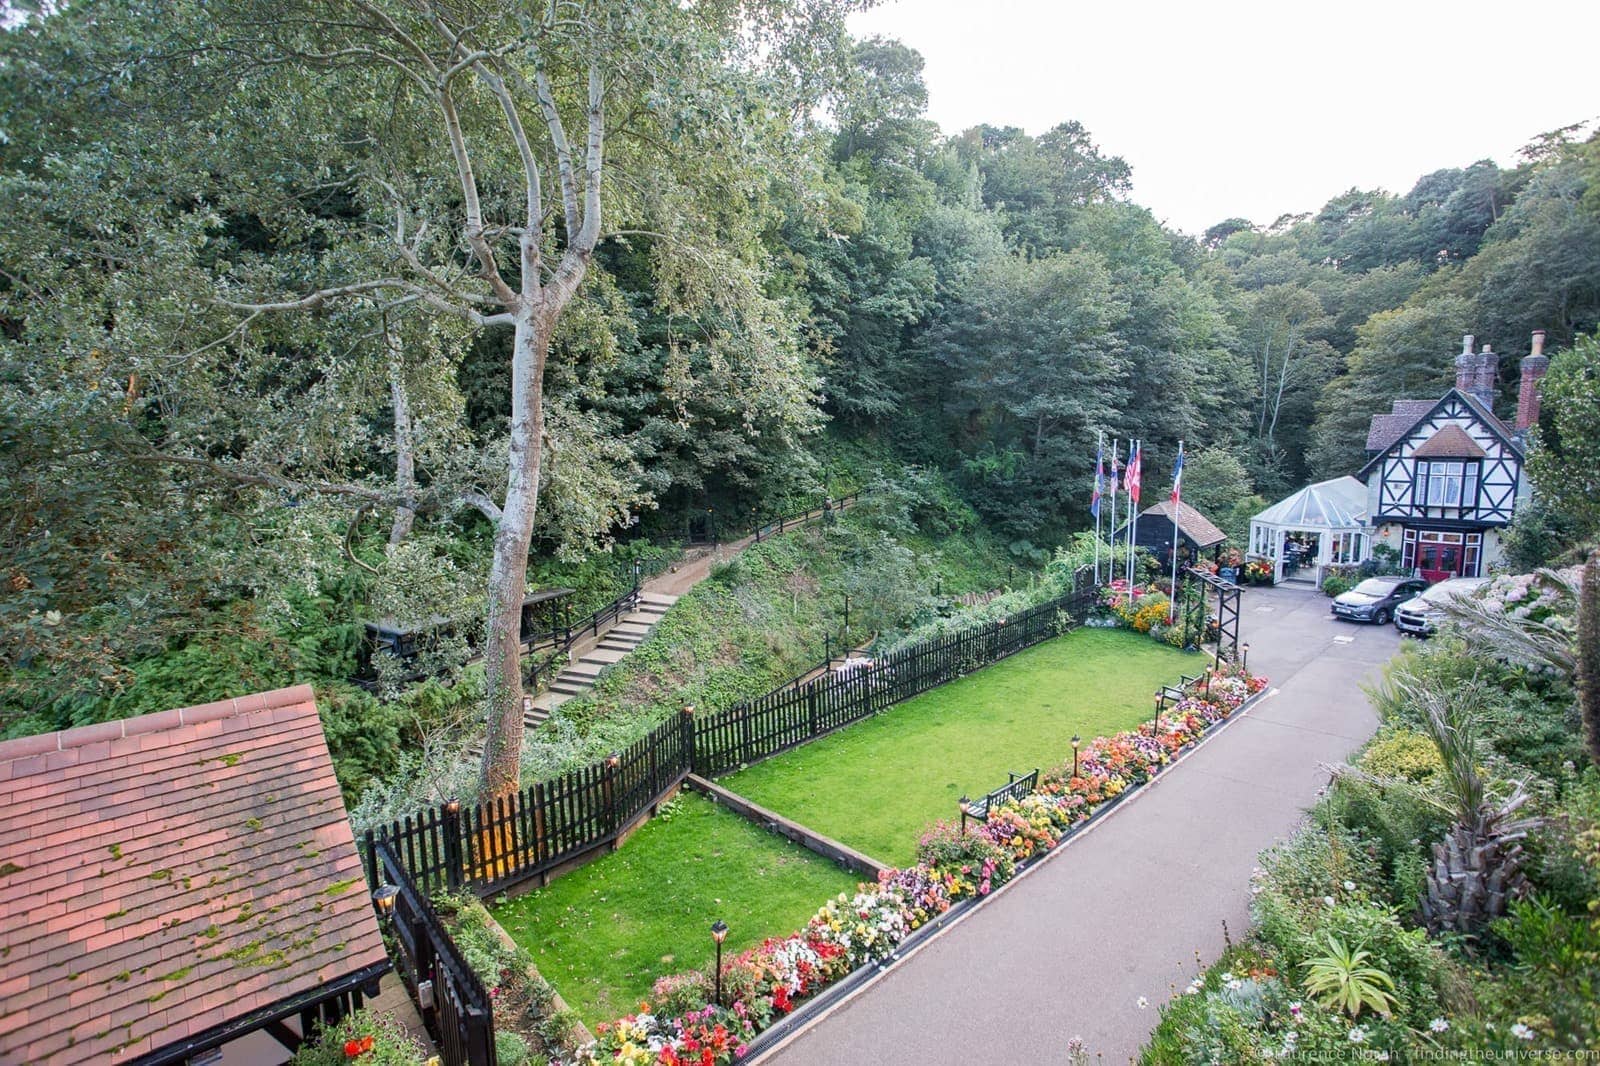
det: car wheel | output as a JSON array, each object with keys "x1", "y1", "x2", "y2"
[{"x1": 1374, "y1": 608, "x2": 1391, "y2": 626}]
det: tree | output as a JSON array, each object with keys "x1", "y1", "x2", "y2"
[
  {"x1": 1526, "y1": 333, "x2": 1600, "y2": 551},
  {"x1": 1307, "y1": 295, "x2": 1473, "y2": 478},
  {"x1": 0, "y1": 0, "x2": 857, "y2": 801},
  {"x1": 1232, "y1": 283, "x2": 1337, "y2": 486}
]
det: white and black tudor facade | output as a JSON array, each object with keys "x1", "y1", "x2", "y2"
[{"x1": 1356, "y1": 331, "x2": 1549, "y2": 581}]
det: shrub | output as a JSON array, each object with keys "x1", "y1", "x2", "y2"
[
  {"x1": 1360, "y1": 727, "x2": 1443, "y2": 782},
  {"x1": 494, "y1": 1030, "x2": 532, "y2": 1066},
  {"x1": 289, "y1": 1010, "x2": 429, "y2": 1065},
  {"x1": 1301, "y1": 934, "x2": 1398, "y2": 1018},
  {"x1": 1321, "y1": 574, "x2": 1354, "y2": 598}
]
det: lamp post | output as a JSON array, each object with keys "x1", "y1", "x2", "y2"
[
  {"x1": 1153, "y1": 688, "x2": 1164, "y2": 735},
  {"x1": 958, "y1": 795, "x2": 970, "y2": 836},
  {"x1": 372, "y1": 884, "x2": 399, "y2": 923},
  {"x1": 1071, "y1": 735, "x2": 1081, "y2": 779},
  {"x1": 1242, "y1": 642, "x2": 1251, "y2": 673},
  {"x1": 711, "y1": 920, "x2": 728, "y2": 1006}
]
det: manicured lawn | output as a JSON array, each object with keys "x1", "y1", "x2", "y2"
[
  {"x1": 723, "y1": 627, "x2": 1194, "y2": 866},
  {"x1": 490, "y1": 791, "x2": 859, "y2": 1026}
]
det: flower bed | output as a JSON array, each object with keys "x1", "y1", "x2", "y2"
[{"x1": 567, "y1": 664, "x2": 1268, "y2": 1065}]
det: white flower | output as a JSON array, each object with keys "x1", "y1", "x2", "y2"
[
  {"x1": 1429, "y1": 1017, "x2": 1449, "y2": 1033},
  {"x1": 1219, "y1": 972, "x2": 1234, "y2": 982},
  {"x1": 1343, "y1": 880, "x2": 1356, "y2": 891},
  {"x1": 1136, "y1": 996, "x2": 1149, "y2": 1010},
  {"x1": 1184, "y1": 980, "x2": 1202, "y2": 995},
  {"x1": 1323, "y1": 895, "x2": 1336, "y2": 907},
  {"x1": 1511, "y1": 1023, "x2": 1534, "y2": 1041},
  {"x1": 1348, "y1": 1026, "x2": 1367, "y2": 1043},
  {"x1": 1251, "y1": 884, "x2": 1262, "y2": 895}
]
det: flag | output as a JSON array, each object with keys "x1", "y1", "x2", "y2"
[
  {"x1": 1124, "y1": 442, "x2": 1141, "y2": 504},
  {"x1": 1170, "y1": 445, "x2": 1185, "y2": 508},
  {"x1": 1090, "y1": 441, "x2": 1105, "y2": 517}
]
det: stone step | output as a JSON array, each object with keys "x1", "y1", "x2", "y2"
[
  {"x1": 583, "y1": 648, "x2": 629, "y2": 665},
  {"x1": 549, "y1": 679, "x2": 592, "y2": 696},
  {"x1": 563, "y1": 664, "x2": 603, "y2": 681}
]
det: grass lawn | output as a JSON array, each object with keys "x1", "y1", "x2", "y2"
[
  {"x1": 490, "y1": 791, "x2": 859, "y2": 1026},
  {"x1": 722, "y1": 627, "x2": 1194, "y2": 866}
]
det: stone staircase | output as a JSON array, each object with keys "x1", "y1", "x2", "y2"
[{"x1": 524, "y1": 590, "x2": 679, "y2": 728}]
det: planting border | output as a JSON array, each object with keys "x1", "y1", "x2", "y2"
[{"x1": 729, "y1": 682, "x2": 1274, "y2": 1062}]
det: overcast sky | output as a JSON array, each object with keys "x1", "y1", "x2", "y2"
[{"x1": 847, "y1": 0, "x2": 1599, "y2": 235}]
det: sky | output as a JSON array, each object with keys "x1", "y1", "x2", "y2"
[{"x1": 847, "y1": 0, "x2": 1600, "y2": 235}]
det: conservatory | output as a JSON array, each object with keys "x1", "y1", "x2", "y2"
[{"x1": 1248, "y1": 476, "x2": 1375, "y2": 585}]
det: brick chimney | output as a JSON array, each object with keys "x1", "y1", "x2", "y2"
[
  {"x1": 1516, "y1": 329, "x2": 1549, "y2": 433},
  {"x1": 1454, "y1": 334, "x2": 1476, "y2": 393},
  {"x1": 1471, "y1": 343, "x2": 1500, "y2": 409}
]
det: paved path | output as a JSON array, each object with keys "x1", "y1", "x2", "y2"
[{"x1": 761, "y1": 585, "x2": 1399, "y2": 1066}]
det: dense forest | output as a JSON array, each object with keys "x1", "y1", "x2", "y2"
[{"x1": 3, "y1": 3, "x2": 1598, "y2": 804}]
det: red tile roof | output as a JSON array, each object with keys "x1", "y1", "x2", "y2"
[
  {"x1": 0, "y1": 686, "x2": 388, "y2": 1064},
  {"x1": 1364, "y1": 399, "x2": 1436, "y2": 452}
]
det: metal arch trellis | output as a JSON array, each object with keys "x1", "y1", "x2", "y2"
[{"x1": 1181, "y1": 566, "x2": 1241, "y2": 662}]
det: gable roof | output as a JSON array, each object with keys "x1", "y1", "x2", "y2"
[
  {"x1": 1365, "y1": 400, "x2": 1436, "y2": 452},
  {"x1": 0, "y1": 686, "x2": 388, "y2": 1065},
  {"x1": 1357, "y1": 388, "x2": 1523, "y2": 479},
  {"x1": 1140, "y1": 499, "x2": 1228, "y2": 548},
  {"x1": 1412, "y1": 424, "x2": 1487, "y2": 459},
  {"x1": 1252, "y1": 476, "x2": 1371, "y2": 530}
]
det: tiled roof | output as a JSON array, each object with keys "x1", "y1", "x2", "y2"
[
  {"x1": 1364, "y1": 399, "x2": 1435, "y2": 452},
  {"x1": 1412, "y1": 424, "x2": 1487, "y2": 459},
  {"x1": 1140, "y1": 499, "x2": 1229, "y2": 548},
  {"x1": 0, "y1": 686, "x2": 388, "y2": 1065}
]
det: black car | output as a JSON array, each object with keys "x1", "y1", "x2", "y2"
[{"x1": 1330, "y1": 575, "x2": 1428, "y2": 625}]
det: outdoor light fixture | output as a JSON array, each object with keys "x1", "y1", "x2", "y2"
[
  {"x1": 444, "y1": 798, "x2": 460, "y2": 815},
  {"x1": 372, "y1": 883, "x2": 399, "y2": 920},
  {"x1": 1242, "y1": 643, "x2": 1251, "y2": 672},
  {"x1": 1071, "y1": 735, "x2": 1081, "y2": 779},
  {"x1": 682, "y1": 704, "x2": 695, "y2": 717},
  {"x1": 1153, "y1": 688, "x2": 1164, "y2": 733},
  {"x1": 605, "y1": 752, "x2": 621, "y2": 769},
  {"x1": 711, "y1": 920, "x2": 729, "y2": 1005}
]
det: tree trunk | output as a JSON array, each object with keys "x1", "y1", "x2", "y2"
[
  {"x1": 387, "y1": 331, "x2": 417, "y2": 546},
  {"x1": 478, "y1": 311, "x2": 552, "y2": 802},
  {"x1": 1577, "y1": 550, "x2": 1600, "y2": 769}
]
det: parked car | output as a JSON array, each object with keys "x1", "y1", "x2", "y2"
[
  {"x1": 1395, "y1": 576, "x2": 1490, "y2": 636},
  {"x1": 1330, "y1": 575, "x2": 1428, "y2": 625}
]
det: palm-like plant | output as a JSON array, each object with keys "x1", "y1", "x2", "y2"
[
  {"x1": 1384, "y1": 676, "x2": 1543, "y2": 936},
  {"x1": 1302, "y1": 934, "x2": 1398, "y2": 1018}
]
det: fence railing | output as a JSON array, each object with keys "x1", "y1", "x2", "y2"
[
  {"x1": 366, "y1": 576, "x2": 1098, "y2": 901},
  {"x1": 691, "y1": 582, "x2": 1098, "y2": 778},
  {"x1": 367, "y1": 714, "x2": 693, "y2": 897},
  {"x1": 751, "y1": 492, "x2": 861, "y2": 543},
  {"x1": 370, "y1": 840, "x2": 498, "y2": 1066}
]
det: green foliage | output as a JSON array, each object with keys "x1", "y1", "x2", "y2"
[
  {"x1": 1321, "y1": 574, "x2": 1354, "y2": 598},
  {"x1": 1301, "y1": 934, "x2": 1399, "y2": 1018},
  {"x1": 1360, "y1": 727, "x2": 1444, "y2": 783},
  {"x1": 288, "y1": 1010, "x2": 429, "y2": 1065}
]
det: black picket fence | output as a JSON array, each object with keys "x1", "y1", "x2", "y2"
[
  {"x1": 366, "y1": 574, "x2": 1098, "y2": 900},
  {"x1": 370, "y1": 840, "x2": 498, "y2": 1066},
  {"x1": 691, "y1": 580, "x2": 1098, "y2": 777}
]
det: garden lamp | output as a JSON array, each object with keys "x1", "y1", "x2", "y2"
[
  {"x1": 958, "y1": 795, "x2": 970, "y2": 836},
  {"x1": 1242, "y1": 643, "x2": 1250, "y2": 672},
  {"x1": 1153, "y1": 688, "x2": 1164, "y2": 733},
  {"x1": 1071, "y1": 735, "x2": 1081, "y2": 779},
  {"x1": 372, "y1": 884, "x2": 399, "y2": 922},
  {"x1": 711, "y1": 920, "x2": 729, "y2": 1006}
]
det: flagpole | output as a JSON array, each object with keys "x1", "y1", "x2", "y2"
[
  {"x1": 1170, "y1": 440, "x2": 1185, "y2": 622},
  {"x1": 1092, "y1": 431, "x2": 1103, "y2": 583},
  {"x1": 1107, "y1": 439, "x2": 1119, "y2": 586},
  {"x1": 1128, "y1": 440, "x2": 1139, "y2": 588}
]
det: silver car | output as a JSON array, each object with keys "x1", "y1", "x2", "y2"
[{"x1": 1395, "y1": 576, "x2": 1490, "y2": 636}]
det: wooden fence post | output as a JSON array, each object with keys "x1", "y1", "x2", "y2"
[
  {"x1": 807, "y1": 681, "x2": 820, "y2": 741},
  {"x1": 442, "y1": 800, "x2": 463, "y2": 892},
  {"x1": 682, "y1": 704, "x2": 698, "y2": 776},
  {"x1": 603, "y1": 752, "x2": 621, "y2": 846}
]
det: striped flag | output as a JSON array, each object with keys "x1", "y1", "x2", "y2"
[
  {"x1": 1090, "y1": 440, "x2": 1105, "y2": 518},
  {"x1": 1124, "y1": 442, "x2": 1141, "y2": 504},
  {"x1": 1170, "y1": 445, "x2": 1185, "y2": 507}
]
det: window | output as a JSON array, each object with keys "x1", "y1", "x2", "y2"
[
  {"x1": 1402, "y1": 528, "x2": 1418, "y2": 570},
  {"x1": 1415, "y1": 460, "x2": 1481, "y2": 509},
  {"x1": 1464, "y1": 533, "x2": 1482, "y2": 577},
  {"x1": 1330, "y1": 531, "x2": 1365, "y2": 564}
]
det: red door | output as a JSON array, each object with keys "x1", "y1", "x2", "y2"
[{"x1": 1417, "y1": 541, "x2": 1460, "y2": 583}]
